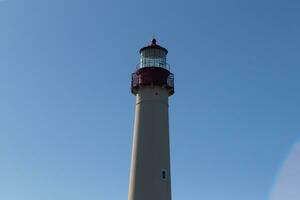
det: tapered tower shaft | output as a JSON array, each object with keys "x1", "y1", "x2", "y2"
[{"x1": 128, "y1": 39, "x2": 174, "y2": 200}]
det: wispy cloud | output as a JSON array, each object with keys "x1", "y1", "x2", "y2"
[{"x1": 271, "y1": 142, "x2": 300, "y2": 200}]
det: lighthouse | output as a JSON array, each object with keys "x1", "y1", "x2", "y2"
[{"x1": 128, "y1": 39, "x2": 174, "y2": 200}]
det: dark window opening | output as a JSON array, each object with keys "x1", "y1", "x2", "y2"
[{"x1": 161, "y1": 169, "x2": 167, "y2": 180}]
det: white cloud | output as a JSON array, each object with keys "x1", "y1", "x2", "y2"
[{"x1": 271, "y1": 142, "x2": 300, "y2": 200}]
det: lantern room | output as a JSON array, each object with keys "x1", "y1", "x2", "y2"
[{"x1": 138, "y1": 38, "x2": 169, "y2": 70}]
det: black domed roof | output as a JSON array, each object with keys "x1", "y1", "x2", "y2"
[{"x1": 139, "y1": 38, "x2": 168, "y2": 54}]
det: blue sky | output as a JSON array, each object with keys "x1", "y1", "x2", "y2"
[{"x1": 0, "y1": 0, "x2": 299, "y2": 200}]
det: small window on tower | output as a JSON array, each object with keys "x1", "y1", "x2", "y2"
[{"x1": 161, "y1": 169, "x2": 167, "y2": 180}]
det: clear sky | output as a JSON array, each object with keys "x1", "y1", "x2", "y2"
[{"x1": 0, "y1": 0, "x2": 299, "y2": 200}]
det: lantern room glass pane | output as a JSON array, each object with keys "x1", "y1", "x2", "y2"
[
  {"x1": 139, "y1": 49, "x2": 168, "y2": 69},
  {"x1": 140, "y1": 57, "x2": 166, "y2": 68}
]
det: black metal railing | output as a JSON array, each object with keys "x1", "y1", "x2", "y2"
[
  {"x1": 136, "y1": 61, "x2": 171, "y2": 71},
  {"x1": 167, "y1": 73, "x2": 174, "y2": 88},
  {"x1": 131, "y1": 73, "x2": 140, "y2": 88}
]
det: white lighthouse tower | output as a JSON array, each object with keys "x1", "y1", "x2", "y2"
[{"x1": 128, "y1": 39, "x2": 174, "y2": 200}]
